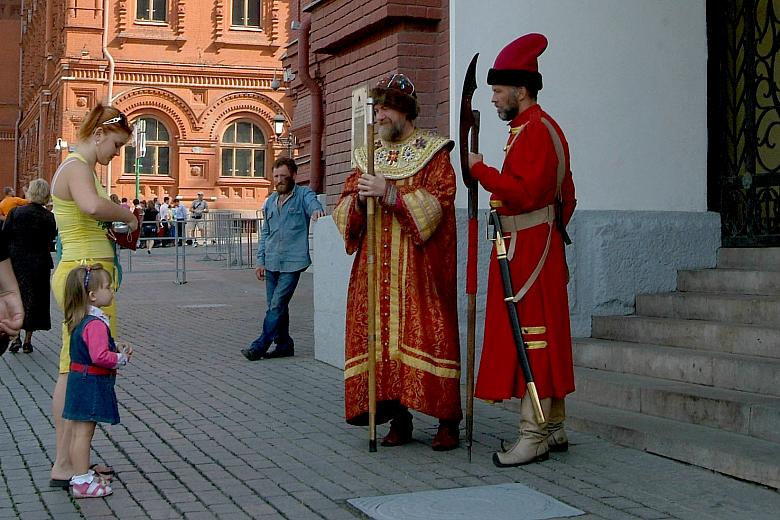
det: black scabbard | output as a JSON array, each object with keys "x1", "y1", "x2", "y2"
[{"x1": 489, "y1": 208, "x2": 545, "y2": 423}]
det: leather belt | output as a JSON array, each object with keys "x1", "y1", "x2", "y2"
[
  {"x1": 495, "y1": 204, "x2": 555, "y2": 302},
  {"x1": 70, "y1": 362, "x2": 115, "y2": 376},
  {"x1": 499, "y1": 204, "x2": 555, "y2": 234}
]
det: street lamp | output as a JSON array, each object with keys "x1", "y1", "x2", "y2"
[{"x1": 273, "y1": 112, "x2": 297, "y2": 157}]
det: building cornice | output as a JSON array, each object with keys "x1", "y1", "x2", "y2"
[{"x1": 58, "y1": 60, "x2": 284, "y2": 91}]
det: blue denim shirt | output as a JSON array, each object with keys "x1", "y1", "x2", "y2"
[{"x1": 257, "y1": 184, "x2": 323, "y2": 273}]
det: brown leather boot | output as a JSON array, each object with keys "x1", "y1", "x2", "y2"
[
  {"x1": 381, "y1": 409, "x2": 413, "y2": 447},
  {"x1": 431, "y1": 420, "x2": 460, "y2": 451}
]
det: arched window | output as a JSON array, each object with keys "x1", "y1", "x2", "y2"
[
  {"x1": 220, "y1": 120, "x2": 266, "y2": 177},
  {"x1": 124, "y1": 117, "x2": 170, "y2": 176}
]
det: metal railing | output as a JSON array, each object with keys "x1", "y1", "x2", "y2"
[{"x1": 120, "y1": 211, "x2": 263, "y2": 283}]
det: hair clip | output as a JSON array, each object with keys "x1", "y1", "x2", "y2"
[
  {"x1": 83, "y1": 266, "x2": 92, "y2": 290},
  {"x1": 101, "y1": 113, "x2": 126, "y2": 126}
]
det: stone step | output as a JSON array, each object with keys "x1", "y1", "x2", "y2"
[
  {"x1": 573, "y1": 367, "x2": 780, "y2": 444},
  {"x1": 573, "y1": 338, "x2": 780, "y2": 397},
  {"x1": 566, "y1": 399, "x2": 780, "y2": 489},
  {"x1": 636, "y1": 291, "x2": 780, "y2": 327},
  {"x1": 678, "y1": 268, "x2": 780, "y2": 296},
  {"x1": 591, "y1": 315, "x2": 780, "y2": 359},
  {"x1": 718, "y1": 247, "x2": 780, "y2": 271}
]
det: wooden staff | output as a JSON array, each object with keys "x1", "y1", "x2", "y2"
[{"x1": 365, "y1": 96, "x2": 378, "y2": 452}]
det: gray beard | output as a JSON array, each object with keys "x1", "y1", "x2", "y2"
[
  {"x1": 498, "y1": 106, "x2": 519, "y2": 122},
  {"x1": 378, "y1": 121, "x2": 405, "y2": 142}
]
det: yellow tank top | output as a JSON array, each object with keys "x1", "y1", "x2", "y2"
[{"x1": 52, "y1": 153, "x2": 115, "y2": 261}]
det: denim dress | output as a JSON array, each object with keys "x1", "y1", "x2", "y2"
[{"x1": 62, "y1": 316, "x2": 120, "y2": 425}]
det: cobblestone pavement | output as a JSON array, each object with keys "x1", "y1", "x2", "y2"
[{"x1": 1, "y1": 249, "x2": 779, "y2": 519}]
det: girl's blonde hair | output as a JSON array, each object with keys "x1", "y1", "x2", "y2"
[
  {"x1": 63, "y1": 264, "x2": 113, "y2": 333},
  {"x1": 77, "y1": 103, "x2": 133, "y2": 141}
]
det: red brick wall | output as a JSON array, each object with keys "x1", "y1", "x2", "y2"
[{"x1": 285, "y1": 0, "x2": 449, "y2": 207}]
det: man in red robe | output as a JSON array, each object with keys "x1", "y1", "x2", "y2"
[
  {"x1": 333, "y1": 73, "x2": 461, "y2": 451},
  {"x1": 468, "y1": 33, "x2": 577, "y2": 466}
]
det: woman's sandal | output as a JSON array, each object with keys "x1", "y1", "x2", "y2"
[
  {"x1": 8, "y1": 337, "x2": 21, "y2": 354},
  {"x1": 70, "y1": 478, "x2": 113, "y2": 499},
  {"x1": 90, "y1": 463, "x2": 115, "y2": 480}
]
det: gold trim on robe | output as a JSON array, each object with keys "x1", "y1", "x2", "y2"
[{"x1": 354, "y1": 128, "x2": 454, "y2": 180}]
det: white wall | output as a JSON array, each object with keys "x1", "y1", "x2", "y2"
[{"x1": 450, "y1": 0, "x2": 707, "y2": 212}]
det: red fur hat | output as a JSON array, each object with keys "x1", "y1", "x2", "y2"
[{"x1": 487, "y1": 33, "x2": 548, "y2": 91}]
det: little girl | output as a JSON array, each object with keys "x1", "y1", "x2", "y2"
[{"x1": 61, "y1": 264, "x2": 132, "y2": 499}]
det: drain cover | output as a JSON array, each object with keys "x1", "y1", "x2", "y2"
[{"x1": 348, "y1": 483, "x2": 584, "y2": 520}]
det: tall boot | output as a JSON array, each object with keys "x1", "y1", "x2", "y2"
[
  {"x1": 381, "y1": 407, "x2": 413, "y2": 447},
  {"x1": 493, "y1": 396, "x2": 551, "y2": 467},
  {"x1": 547, "y1": 397, "x2": 568, "y2": 452}
]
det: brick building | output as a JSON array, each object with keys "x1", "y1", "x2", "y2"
[
  {"x1": 281, "y1": 0, "x2": 449, "y2": 207},
  {"x1": 12, "y1": 0, "x2": 296, "y2": 213}
]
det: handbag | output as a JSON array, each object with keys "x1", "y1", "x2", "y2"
[{"x1": 107, "y1": 208, "x2": 143, "y2": 250}]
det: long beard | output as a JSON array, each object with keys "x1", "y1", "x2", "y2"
[{"x1": 378, "y1": 120, "x2": 405, "y2": 142}]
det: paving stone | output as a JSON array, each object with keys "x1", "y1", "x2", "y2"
[{"x1": 2, "y1": 259, "x2": 780, "y2": 519}]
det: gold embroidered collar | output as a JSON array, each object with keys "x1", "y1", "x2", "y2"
[{"x1": 354, "y1": 128, "x2": 453, "y2": 180}]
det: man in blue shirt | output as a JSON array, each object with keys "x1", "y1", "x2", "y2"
[
  {"x1": 172, "y1": 199, "x2": 188, "y2": 246},
  {"x1": 242, "y1": 157, "x2": 324, "y2": 360}
]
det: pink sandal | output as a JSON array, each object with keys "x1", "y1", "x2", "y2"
[{"x1": 70, "y1": 478, "x2": 113, "y2": 499}]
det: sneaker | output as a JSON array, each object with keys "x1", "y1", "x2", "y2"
[{"x1": 193, "y1": 243, "x2": 198, "y2": 247}]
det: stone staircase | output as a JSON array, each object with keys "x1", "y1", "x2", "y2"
[{"x1": 568, "y1": 247, "x2": 780, "y2": 489}]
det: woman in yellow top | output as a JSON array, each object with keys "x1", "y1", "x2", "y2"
[{"x1": 49, "y1": 103, "x2": 137, "y2": 488}]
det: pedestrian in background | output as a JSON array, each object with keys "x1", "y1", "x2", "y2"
[
  {"x1": 0, "y1": 186, "x2": 28, "y2": 222},
  {"x1": 62, "y1": 264, "x2": 132, "y2": 498},
  {"x1": 158, "y1": 196, "x2": 170, "y2": 246},
  {"x1": 241, "y1": 157, "x2": 324, "y2": 361},
  {"x1": 142, "y1": 200, "x2": 159, "y2": 254},
  {"x1": 3, "y1": 178, "x2": 57, "y2": 353},
  {"x1": 190, "y1": 191, "x2": 208, "y2": 246},
  {"x1": 172, "y1": 199, "x2": 188, "y2": 246}
]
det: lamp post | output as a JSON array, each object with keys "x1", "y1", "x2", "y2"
[
  {"x1": 273, "y1": 112, "x2": 296, "y2": 158},
  {"x1": 133, "y1": 119, "x2": 147, "y2": 199}
]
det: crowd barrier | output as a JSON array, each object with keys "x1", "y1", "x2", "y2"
[{"x1": 120, "y1": 210, "x2": 262, "y2": 283}]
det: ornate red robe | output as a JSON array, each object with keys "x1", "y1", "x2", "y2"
[
  {"x1": 472, "y1": 104, "x2": 576, "y2": 401},
  {"x1": 333, "y1": 129, "x2": 462, "y2": 424}
]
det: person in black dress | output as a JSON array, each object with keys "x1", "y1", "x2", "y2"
[
  {"x1": 142, "y1": 199, "x2": 159, "y2": 254},
  {"x1": 3, "y1": 178, "x2": 57, "y2": 353}
]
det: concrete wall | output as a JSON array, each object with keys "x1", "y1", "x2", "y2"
[{"x1": 450, "y1": 0, "x2": 708, "y2": 212}]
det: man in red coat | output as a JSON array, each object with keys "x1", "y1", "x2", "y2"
[{"x1": 468, "y1": 33, "x2": 576, "y2": 467}]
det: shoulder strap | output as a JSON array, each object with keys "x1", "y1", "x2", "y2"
[{"x1": 539, "y1": 118, "x2": 566, "y2": 198}]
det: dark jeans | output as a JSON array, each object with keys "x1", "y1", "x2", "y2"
[
  {"x1": 174, "y1": 219, "x2": 186, "y2": 245},
  {"x1": 249, "y1": 270, "x2": 302, "y2": 355}
]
